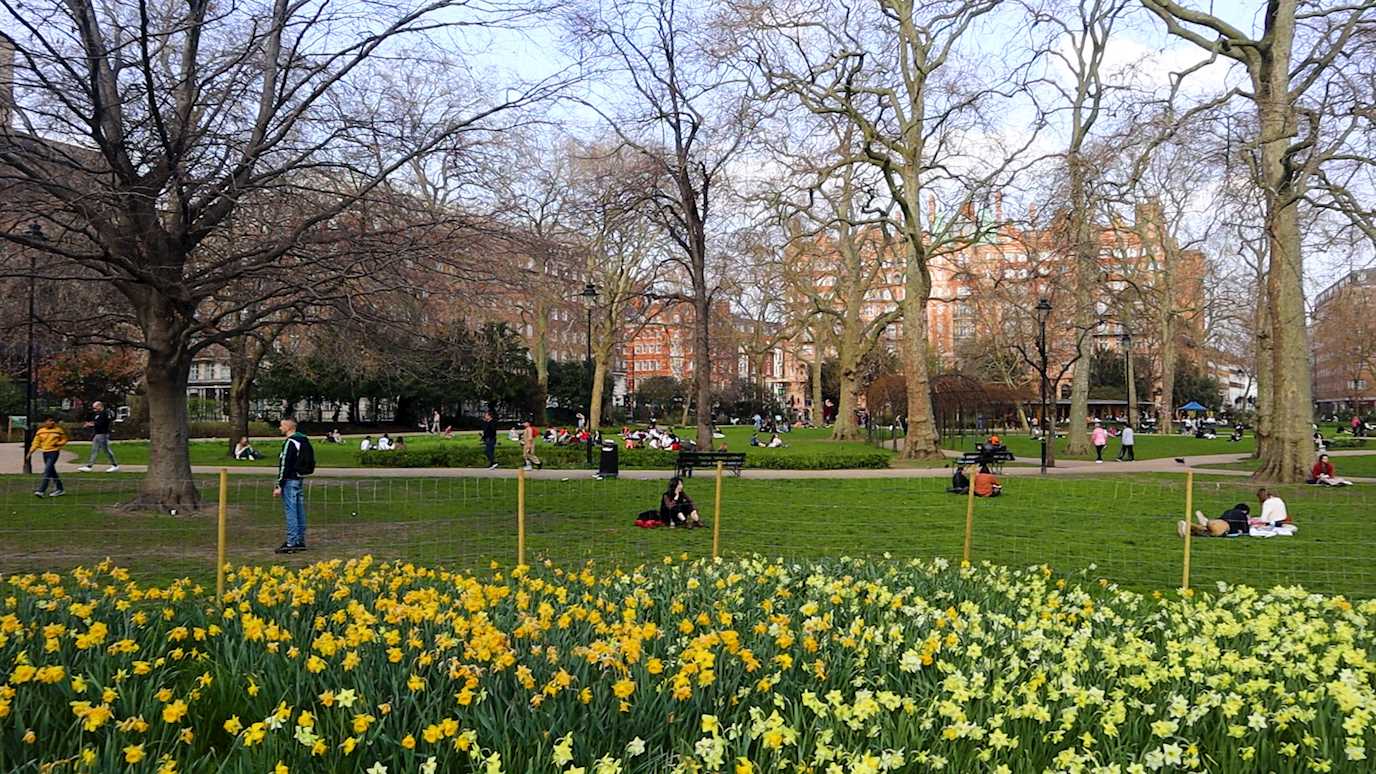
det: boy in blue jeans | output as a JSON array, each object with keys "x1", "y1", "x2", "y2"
[{"x1": 273, "y1": 417, "x2": 312, "y2": 553}]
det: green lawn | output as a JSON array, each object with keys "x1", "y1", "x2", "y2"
[
  {"x1": 66, "y1": 425, "x2": 894, "y2": 469},
  {"x1": 1200, "y1": 452, "x2": 1376, "y2": 477},
  {"x1": 3, "y1": 472, "x2": 1372, "y2": 599},
  {"x1": 940, "y1": 430, "x2": 1256, "y2": 460}
]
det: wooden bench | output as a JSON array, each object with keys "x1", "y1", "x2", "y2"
[
  {"x1": 676, "y1": 451, "x2": 746, "y2": 478},
  {"x1": 954, "y1": 444, "x2": 1016, "y2": 474}
]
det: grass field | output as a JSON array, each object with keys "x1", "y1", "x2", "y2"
[
  {"x1": 64, "y1": 425, "x2": 896, "y2": 469},
  {"x1": 3, "y1": 471, "x2": 1373, "y2": 598},
  {"x1": 1200, "y1": 452, "x2": 1376, "y2": 477},
  {"x1": 940, "y1": 429, "x2": 1257, "y2": 460}
]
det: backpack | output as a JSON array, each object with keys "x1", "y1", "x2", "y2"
[{"x1": 295, "y1": 435, "x2": 316, "y2": 475}]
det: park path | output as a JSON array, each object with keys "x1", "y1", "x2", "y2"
[{"x1": 4, "y1": 441, "x2": 1373, "y2": 482}]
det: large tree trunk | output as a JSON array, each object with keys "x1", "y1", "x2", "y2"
[
  {"x1": 1252, "y1": 291, "x2": 1272, "y2": 460},
  {"x1": 831, "y1": 324, "x2": 862, "y2": 440},
  {"x1": 1251, "y1": 9, "x2": 1310, "y2": 484},
  {"x1": 589, "y1": 352, "x2": 608, "y2": 431},
  {"x1": 810, "y1": 341, "x2": 824, "y2": 426},
  {"x1": 140, "y1": 336, "x2": 199, "y2": 508},
  {"x1": 1065, "y1": 157, "x2": 1095, "y2": 455},
  {"x1": 693, "y1": 292, "x2": 712, "y2": 450},
  {"x1": 1158, "y1": 316, "x2": 1176, "y2": 431},
  {"x1": 899, "y1": 294, "x2": 942, "y2": 459}
]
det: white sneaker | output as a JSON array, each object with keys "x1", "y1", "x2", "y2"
[
  {"x1": 1195, "y1": 511, "x2": 1208, "y2": 528},
  {"x1": 523, "y1": 465, "x2": 533, "y2": 471},
  {"x1": 106, "y1": 465, "x2": 120, "y2": 472},
  {"x1": 1177, "y1": 520, "x2": 1188, "y2": 539},
  {"x1": 1095, "y1": 460, "x2": 1103, "y2": 464},
  {"x1": 488, "y1": 464, "x2": 499, "y2": 470},
  {"x1": 77, "y1": 466, "x2": 93, "y2": 472}
]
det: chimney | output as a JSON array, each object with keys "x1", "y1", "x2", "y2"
[{"x1": 0, "y1": 37, "x2": 13, "y2": 129}]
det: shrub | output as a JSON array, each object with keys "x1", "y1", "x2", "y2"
[
  {"x1": 1325, "y1": 437, "x2": 1369, "y2": 450},
  {"x1": 358, "y1": 445, "x2": 889, "y2": 470}
]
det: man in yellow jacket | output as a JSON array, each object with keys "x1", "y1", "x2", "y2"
[{"x1": 27, "y1": 415, "x2": 69, "y2": 497}]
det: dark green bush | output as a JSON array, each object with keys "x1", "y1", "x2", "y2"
[{"x1": 1325, "y1": 437, "x2": 1369, "y2": 450}]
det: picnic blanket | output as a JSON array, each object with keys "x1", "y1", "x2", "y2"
[{"x1": 1248, "y1": 524, "x2": 1298, "y2": 538}]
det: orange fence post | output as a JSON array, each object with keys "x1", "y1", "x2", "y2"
[
  {"x1": 1181, "y1": 470, "x2": 1194, "y2": 592},
  {"x1": 962, "y1": 475, "x2": 976, "y2": 566},
  {"x1": 517, "y1": 468, "x2": 527, "y2": 567},
  {"x1": 216, "y1": 469, "x2": 228, "y2": 604},
  {"x1": 712, "y1": 462, "x2": 723, "y2": 560}
]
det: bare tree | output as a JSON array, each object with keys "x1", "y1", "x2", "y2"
[
  {"x1": 743, "y1": 0, "x2": 1037, "y2": 459},
  {"x1": 569, "y1": 0, "x2": 753, "y2": 449},
  {"x1": 1139, "y1": 0, "x2": 1376, "y2": 481},
  {"x1": 0, "y1": 0, "x2": 562, "y2": 505}
]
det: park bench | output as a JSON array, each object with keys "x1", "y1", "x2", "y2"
[
  {"x1": 955, "y1": 444, "x2": 1016, "y2": 474},
  {"x1": 676, "y1": 451, "x2": 746, "y2": 478}
]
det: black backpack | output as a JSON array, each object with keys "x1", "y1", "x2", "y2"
[{"x1": 295, "y1": 435, "x2": 316, "y2": 475}]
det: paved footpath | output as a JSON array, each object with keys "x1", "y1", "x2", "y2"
[{"x1": 4, "y1": 442, "x2": 1373, "y2": 483}]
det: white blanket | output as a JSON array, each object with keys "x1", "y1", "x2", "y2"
[{"x1": 1249, "y1": 524, "x2": 1297, "y2": 538}]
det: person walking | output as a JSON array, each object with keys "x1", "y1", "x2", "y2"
[
  {"x1": 480, "y1": 410, "x2": 498, "y2": 469},
  {"x1": 77, "y1": 401, "x2": 119, "y2": 472},
  {"x1": 273, "y1": 417, "x2": 313, "y2": 554},
  {"x1": 521, "y1": 419, "x2": 542, "y2": 471},
  {"x1": 1116, "y1": 424, "x2": 1135, "y2": 461},
  {"x1": 27, "y1": 415, "x2": 69, "y2": 497},
  {"x1": 1091, "y1": 422, "x2": 1109, "y2": 463}
]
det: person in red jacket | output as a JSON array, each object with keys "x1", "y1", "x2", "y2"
[{"x1": 1309, "y1": 454, "x2": 1354, "y2": 486}]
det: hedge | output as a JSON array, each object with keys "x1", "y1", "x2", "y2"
[{"x1": 358, "y1": 445, "x2": 890, "y2": 471}]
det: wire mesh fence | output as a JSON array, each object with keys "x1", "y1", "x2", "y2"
[{"x1": 1, "y1": 468, "x2": 1373, "y2": 598}]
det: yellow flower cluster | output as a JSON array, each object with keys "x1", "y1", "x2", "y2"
[{"x1": 1, "y1": 556, "x2": 1374, "y2": 772}]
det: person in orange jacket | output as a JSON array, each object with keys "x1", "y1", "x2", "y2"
[{"x1": 27, "y1": 415, "x2": 70, "y2": 497}]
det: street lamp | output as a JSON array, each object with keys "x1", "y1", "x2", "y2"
[
  {"x1": 1121, "y1": 330, "x2": 1137, "y2": 429},
  {"x1": 23, "y1": 223, "x2": 46, "y2": 475},
  {"x1": 1035, "y1": 298, "x2": 1053, "y2": 475},
  {"x1": 580, "y1": 282, "x2": 599, "y2": 465}
]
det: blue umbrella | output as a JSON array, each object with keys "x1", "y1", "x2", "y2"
[{"x1": 1178, "y1": 401, "x2": 1207, "y2": 412}]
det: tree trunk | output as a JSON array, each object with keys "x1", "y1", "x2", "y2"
[
  {"x1": 693, "y1": 295, "x2": 712, "y2": 449},
  {"x1": 1065, "y1": 157, "x2": 1095, "y2": 455},
  {"x1": 899, "y1": 294, "x2": 942, "y2": 459},
  {"x1": 1158, "y1": 316, "x2": 1176, "y2": 432},
  {"x1": 810, "y1": 335, "x2": 824, "y2": 426},
  {"x1": 832, "y1": 363, "x2": 860, "y2": 441},
  {"x1": 589, "y1": 352, "x2": 608, "y2": 431},
  {"x1": 532, "y1": 306, "x2": 550, "y2": 425},
  {"x1": 226, "y1": 340, "x2": 259, "y2": 455},
  {"x1": 1126, "y1": 348, "x2": 1139, "y2": 428},
  {"x1": 1250, "y1": 8, "x2": 1310, "y2": 484},
  {"x1": 140, "y1": 341, "x2": 199, "y2": 508},
  {"x1": 1252, "y1": 292, "x2": 1272, "y2": 460}
]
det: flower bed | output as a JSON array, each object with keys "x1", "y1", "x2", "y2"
[{"x1": 3, "y1": 557, "x2": 1374, "y2": 772}]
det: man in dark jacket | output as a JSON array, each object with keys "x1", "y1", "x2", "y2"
[
  {"x1": 273, "y1": 417, "x2": 311, "y2": 553},
  {"x1": 480, "y1": 410, "x2": 498, "y2": 469},
  {"x1": 77, "y1": 401, "x2": 119, "y2": 472}
]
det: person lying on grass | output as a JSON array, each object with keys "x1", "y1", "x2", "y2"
[
  {"x1": 1178, "y1": 503, "x2": 1250, "y2": 538},
  {"x1": 1309, "y1": 454, "x2": 1355, "y2": 486},
  {"x1": 659, "y1": 477, "x2": 704, "y2": 528}
]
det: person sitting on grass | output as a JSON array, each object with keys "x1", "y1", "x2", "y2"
[
  {"x1": 749, "y1": 432, "x2": 761, "y2": 447},
  {"x1": 393, "y1": 436, "x2": 407, "y2": 451},
  {"x1": 376, "y1": 434, "x2": 393, "y2": 450},
  {"x1": 1178, "y1": 503, "x2": 1250, "y2": 538},
  {"x1": 234, "y1": 436, "x2": 262, "y2": 460},
  {"x1": 659, "y1": 477, "x2": 704, "y2": 528},
  {"x1": 767, "y1": 432, "x2": 786, "y2": 448},
  {"x1": 973, "y1": 464, "x2": 1001, "y2": 497},
  {"x1": 1256, "y1": 488, "x2": 1294, "y2": 527},
  {"x1": 1308, "y1": 454, "x2": 1354, "y2": 486},
  {"x1": 326, "y1": 428, "x2": 343, "y2": 444},
  {"x1": 360, "y1": 435, "x2": 373, "y2": 452},
  {"x1": 948, "y1": 465, "x2": 971, "y2": 494}
]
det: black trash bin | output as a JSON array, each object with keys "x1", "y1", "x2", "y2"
[{"x1": 597, "y1": 440, "x2": 619, "y2": 479}]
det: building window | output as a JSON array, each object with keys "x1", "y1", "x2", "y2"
[
  {"x1": 953, "y1": 301, "x2": 975, "y2": 344},
  {"x1": 1350, "y1": 379, "x2": 1369, "y2": 391}
]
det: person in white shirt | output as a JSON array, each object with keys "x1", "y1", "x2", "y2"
[
  {"x1": 767, "y1": 433, "x2": 785, "y2": 448},
  {"x1": 360, "y1": 436, "x2": 373, "y2": 452},
  {"x1": 376, "y1": 434, "x2": 393, "y2": 450},
  {"x1": 1116, "y1": 425, "x2": 1136, "y2": 461},
  {"x1": 1256, "y1": 489, "x2": 1291, "y2": 526}
]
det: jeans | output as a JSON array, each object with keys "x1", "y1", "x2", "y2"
[
  {"x1": 281, "y1": 479, "x2": 306, "y2": 546},
  {"x1": 484, "y1": 440, "x2": 496, "y2": 466},
  {"x1": 1118, "y1": 443, "x2": 1135, "y2": 461},
  {"x1": 88, "y1": 434, "x2": 117, "y2": 466},
  {"x1": 38, "y1": 451, "x2": 63, "y2": 493}
]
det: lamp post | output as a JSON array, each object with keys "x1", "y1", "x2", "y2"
[
  {"x1": 23, "y1": 223, "x2": 46, "y2": 475},
  {"x1": 580, "y1": 282, "x2": 599, "y2": 465},
  {"x1": 1121, "y1": 330, "x2": 1137, "y2": 429},
  {"x1": 1035, "y1": 298, "x2": 1052, "y2": 475}
]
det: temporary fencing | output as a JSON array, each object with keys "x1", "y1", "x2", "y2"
[{"x1": 1, "y1": 467, "x2": 1373, "y2": 600}]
